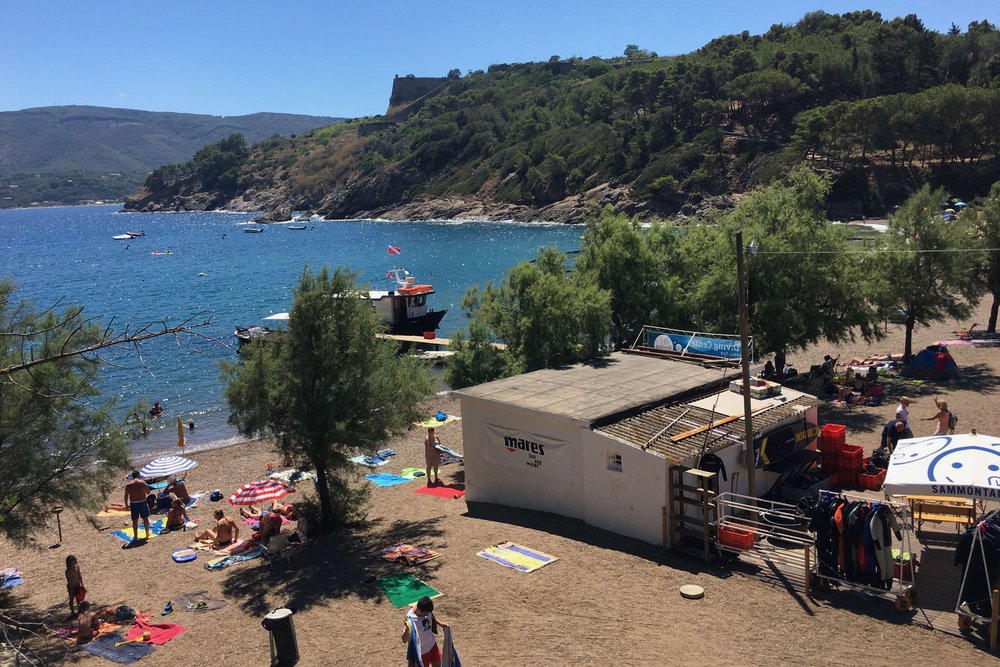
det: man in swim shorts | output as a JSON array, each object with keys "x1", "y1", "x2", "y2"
[
  {"x1": 196, "y1": 509, "x2": 239, "y2": 549},
  {"x1": 124, "y1": 471, "x2": 151, "y2": 542}
]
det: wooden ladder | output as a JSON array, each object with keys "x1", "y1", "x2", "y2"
[{"x1": 667, "y1": 465, "x2": 719, "y2": 563}]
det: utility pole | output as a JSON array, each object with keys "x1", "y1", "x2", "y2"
[{"x1": 736, "y1": 231, "x2": 756, "y2": 500}]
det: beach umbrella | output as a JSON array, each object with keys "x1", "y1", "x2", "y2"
[
  {"x1": 176, "y1": 416, "x2": 185, "y2": 449},
  {"x1": 140, "y1": 455, "x2": 198, "y2": 479},
  {"x1": 228, "y1": 478, "x2": 295, "y2": 506},
  {"x1": 883, "y1": 434, "x2": 1000, "y2": 498}
]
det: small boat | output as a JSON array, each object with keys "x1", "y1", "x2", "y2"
[
  {"x1": 151, "y1": 250, "x2": 173, "y2": 255},
  {"x1": 113, "y1": 234, "x2": 132, "y2": 240},
  {"x1": 126, "y1": 230, "x2": 145, "y2": 238},
  {"x1": 244, "y1": 227, "x2": 264, "y2": 233},
  {"x1": 288, "y1": 224, "x2": 307, "y2": 230},
  {"x1": 234, "y1": 324, "x2": 274, "y2": 346}
]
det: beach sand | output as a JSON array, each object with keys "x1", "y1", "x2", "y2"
[{"x1": 2, "y1": 302, "x2": 1000, "y2": 665}]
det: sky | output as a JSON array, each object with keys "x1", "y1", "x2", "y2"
[{"x1": 3, "y1": 1, "x2": 995, "y2": 120}]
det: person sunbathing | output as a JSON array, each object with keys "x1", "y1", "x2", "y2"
[
  {"x1": 849, "y1": 353, "x2": 904, "y2": 366},
  {"x1": 241, "y1": 500, "x2": 296, "y2": 521},
  {"x1": 165, "y1": 477, "x2": 190, "y2": 504},
  {"x1": 257, "y1": 511, "x2": 283, "y2": 546},
  {"x1": 195, "y1": 509, "x2": 238, "y2": 549},
  {"x1": 165, "y1": 496, "x2": 190, "y2": 531}
]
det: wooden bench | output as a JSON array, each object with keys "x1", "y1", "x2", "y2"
[{"x1": 908, "y1": 496, "x2": 975, "y2": 534}]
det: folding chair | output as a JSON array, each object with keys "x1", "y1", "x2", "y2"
[{"x1": 259, "y1": 533, "x2": 291, "y2": 571}]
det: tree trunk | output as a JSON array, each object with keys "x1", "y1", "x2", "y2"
[
  {"x1": 990, "y1": 295, "x2": 999, "y2": 334},
  {"x1": 904, "y1": 317, "x2": 915, "y2": 362},
  {"x1": 313, "y1": 464, "x2": 334, "y2": 529}
]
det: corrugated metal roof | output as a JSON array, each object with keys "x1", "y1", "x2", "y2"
[
  {"x1": 455, "y1": 352, "x2": 737, "y2": 425},
  {"x1": 596, "y1": 395, "x2": 821, "y2": 464}
]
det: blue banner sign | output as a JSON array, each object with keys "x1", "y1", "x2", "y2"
[{"x1": 647, "y1": 331, "x2": 743, "y2": 359}]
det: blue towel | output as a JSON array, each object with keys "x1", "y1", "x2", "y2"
[
  {"x1": 365, "y1": 473, "x2": 413, "y2": 488},
  {"x1": 377, "y1": 449, "x2": 397, "y2": 458},
  {"x1": 81, "y1": 633, "x2": 155, "y2": 664},
  {"x1": 204, "y1": 547, "x2": 262, "y2": 571},
  {"x1": 349, "y1": 455, "x2": 388, "y2": 467}
]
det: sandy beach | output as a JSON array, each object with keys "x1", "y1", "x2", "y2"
[{"x1": 2, "y1": 301, "x2": 1000, "y2": 666}]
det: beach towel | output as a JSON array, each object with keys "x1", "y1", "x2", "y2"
[
  {"x1": 441, "y1": 626, "x2": 462, "y2": 667},
  {"x1": 365, "y1": 473, "x2": 413, "y2": 488},
  {"x1": 268, "y1": 468, "x2": 318, "y2": 484},
  {"x1": 379, "y1": 543, "x2": 440, "y2": 565},
  {"x1": 349, "y1": 455, "x2": 389, "y2": 468},
  {"x1": 81, "y1": 632, "x2": 155, "y2": 664},
  {"x1": 111, "y1": 519, "x2": 166, "y2": 543},
  {"x1": 400, "y1": 467, "x2": 426, "y2": 480},
  {"x1": 170, "y1": 590, "x2": 228, "y2": 613},
  {"x1": 377, "y1": 449, "x2": 397, "y2": 458},
  {"x1": 414, "y1": 415, "x2": 462, "y2": 428},
  {"x1": 204, "y1": 546, "x2": 262, "y2": 571},
  {"x1": 379, "y1": 573, "x2": 442, "y2": 608},
  {"x1": 414, "y1": 485, "x2": 465, "y2": 499},
  {"x1": 126, "y1": 614, "x2": 186, "y2": 645},
  {"x1": 0, "y1": 568, "x2": 22, "y2": 588},
  {"x1": 477, "y1": 542, "x2": 558, "y2": 573},
  {"x1": 185, "y1": 492, "x2": 204, "y2": 509},
  {"x1": 51, "y1": 621, "x2": 122, "y2": 642}
]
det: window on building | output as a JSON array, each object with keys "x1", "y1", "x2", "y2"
[{"x1": 607, "y1": 451, "x2": 622, "y2": 472}]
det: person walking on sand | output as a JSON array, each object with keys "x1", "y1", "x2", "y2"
[
  {"x1": 424, "y1": 428, "x2": 442, "y2": 487},
  {"x1": 402, "y1": 596, "x2": 448, "y2": 667},
  {"x1": 924, "y1": 397, "x2": 954, "y2": 436},
  {"x1": 65, "y1": 555, "x2": 83, "y2": 616},
  {"x1": 124, "y1": 470, "x2": 151, "y2": 542}
]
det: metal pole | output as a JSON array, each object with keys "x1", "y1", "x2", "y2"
[{"x1": 736, "y1": 231, "x2": 757, "y2": 501}]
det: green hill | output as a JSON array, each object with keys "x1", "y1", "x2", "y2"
[
  {"x1": 0, "y1": 106, "x2": 340, "y2": 208},
  {"x1": 126, "y1": 11, "x2": 1000, "y2": 221}
]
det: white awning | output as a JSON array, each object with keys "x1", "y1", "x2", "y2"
[{"x1": 883, "y1": 434, "x2": 1000, "y2": 499}]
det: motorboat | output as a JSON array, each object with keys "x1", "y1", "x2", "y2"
[
  {"x1": 151, "y1": 250, "x2": 173, "y2": 255},
  {"x1": 113, "y1": 233, "x2": 132, "y2": 240},
  {"x1": 244, "y1": 227, "x2": 265, "y2": 233},
  {"x1": 288, "y1": 224, "x2": 307, "y2": 230},
  {"x1": 236, "y1": 268, "x2": 446, "y2": 346},
  {"x1": 234, "y1": 324, "x2": 273, "y2": 346},
  {"x1": 126, "y1": 230, "x2": 145, "y2": 238}
]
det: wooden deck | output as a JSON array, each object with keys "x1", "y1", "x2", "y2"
[{"x1": 377, "y1": 333, "x2": 507, "y2": 350}]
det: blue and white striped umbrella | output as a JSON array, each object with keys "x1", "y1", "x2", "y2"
[{"x1": 140, "y1": 456, "x2": 198, "y2": 479}]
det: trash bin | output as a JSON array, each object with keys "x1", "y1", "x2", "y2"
[{"x1": 262, "y1": 608, "x2": 299, "y2": 666}]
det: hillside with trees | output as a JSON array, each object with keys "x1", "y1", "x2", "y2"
[
  {"x1": 0, "y1": 106, "x2": 340, "y2": 208},
  {"x1": 127, "y1": 12, "x2": 1000, "y2": 221}
]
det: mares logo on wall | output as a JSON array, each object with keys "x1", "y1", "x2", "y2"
[{"x1": 484, "y1": 424, "x2": 570, "y2": 479}]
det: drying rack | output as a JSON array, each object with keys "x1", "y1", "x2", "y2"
[
  {"x1": 954, "y1": 523, "x2": 1000, "y2": 649},
  {"x1": 813, "y1": 489, "x2": 917, "y2": 610}
]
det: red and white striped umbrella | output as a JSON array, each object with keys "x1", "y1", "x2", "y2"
[{"x1": 228, "y1": 479, "x2": 295, "y2": 506}]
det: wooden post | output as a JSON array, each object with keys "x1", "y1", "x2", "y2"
[
  {"x1": 735, "y1": 231, "x2": 756, "y2": 502},
  {"x1": 991, "y1": 588, "x2": 999, "y2": 652},
  {"x1": 804, "y1": 544, "x2": 811, "y2": 597}
]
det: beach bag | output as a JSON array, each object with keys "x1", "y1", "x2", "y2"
[
  {"x1": 436, "y1": 411, "x2": 447, "y2": 421},
  {"x1": 948, "y1": 412, "x2": 958, "y2": 431},
  {"x1": 75, "y1": 585, "x2": 87, "y2": 603},
  {"x1": 115, "y1": 605, "x2": 136, "y2": 623},
  {"x1": 209, "y1": 490, "x2": 223, "y2": 502}
]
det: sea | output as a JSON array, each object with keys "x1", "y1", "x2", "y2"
[{"x1": 0, "y1": 205, "x2": 581, "y2": 459}]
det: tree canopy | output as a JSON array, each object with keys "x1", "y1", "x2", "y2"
[{"x1": 224, "y1": 267, "x2": 433, "y2": 528}]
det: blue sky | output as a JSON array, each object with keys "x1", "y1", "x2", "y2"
[{"x1": 3, "y1": 1, "x2": 994, "y2": 119}]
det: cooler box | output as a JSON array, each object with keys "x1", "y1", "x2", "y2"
[{"x1": 718, "y1": 524, "x2": 756, "y2": 550}]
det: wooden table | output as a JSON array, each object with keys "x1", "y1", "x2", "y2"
[{"x1": 896, "y1": 495, "x2": 975, "y2": 534}]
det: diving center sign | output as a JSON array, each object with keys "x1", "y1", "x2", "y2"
[
  {"x1": 483, "y1": 424, "x2": 570, "y2": 479},
  {"x1": 647, "y1": 329, "x2": 745, "y2": 360}
]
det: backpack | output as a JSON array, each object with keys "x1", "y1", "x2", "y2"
[{"x1": 948, "y1": 412, "x2": 958, "y2": 431}]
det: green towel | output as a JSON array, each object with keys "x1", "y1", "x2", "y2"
[
  {"x1": 400, "y1": 467, "x2": 426, "y2": 480},
  {"x1": 379, "y1": 573, "x2": 441, "y2": 608}
]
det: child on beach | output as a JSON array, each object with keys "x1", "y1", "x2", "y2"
[
  {"x1": 65, "y1": 555, "x2": 83, "y2": 616},
  {"x1": 402, "y1": 596, "x2": 448, "y2": 667},
  {"x1": 76, "y1": 601, "x2": 98, "y2": 644}
]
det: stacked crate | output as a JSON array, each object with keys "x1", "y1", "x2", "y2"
[
  {"x1": 838, "y1": 445, "x2": 865, "y2": 488},
  {"x1": 819, "y1": 424, "x2": 846, "y2": 488}
]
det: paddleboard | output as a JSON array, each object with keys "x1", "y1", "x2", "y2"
[{"x1": 172, "y1": 548, "x2": 197, "y2": 563}]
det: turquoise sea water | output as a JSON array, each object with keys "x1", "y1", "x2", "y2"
[{"x1": 0, "y1": 205, "x2": 581, "y2": 457}]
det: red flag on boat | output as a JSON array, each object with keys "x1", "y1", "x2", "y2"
[
  {"x1": 388, "y1": 245, "x2": 401, "y2": 255},
  {"x1": 386, "y1": 272, "x2": 393, "y2": 278}
]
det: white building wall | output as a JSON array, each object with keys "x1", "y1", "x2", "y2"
[
  {"x1": 581, "y1": 431, "x2": 668, "y2": 547},
  {"x1": 460, "y1": 397, "x2": 585, "y2": 520}
]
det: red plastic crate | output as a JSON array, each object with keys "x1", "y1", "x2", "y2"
[
  {"x1": 827, "y1": 471, "x2": 841, "y2": 489},
  {"x1": 859, "y1": 469, "x2": 886, "y2": 491},
  {"x1": 821, "y1": 424, "x2": 846, "y2": 448},
  {"x1": 821, "y1": 449, "x2": 840, "y2": 469},
  {"x1": 839, "y1": 465, "x2": 861, "y2": 488},
  {"x1": 718, "y1": 524, "x2": 756, "y2": 550},
  {"x1": 839, "y1": 444, "x2": 864, "y2": 466}
]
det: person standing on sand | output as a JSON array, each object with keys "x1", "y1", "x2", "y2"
[
  {"x1": 402, "y1": 596, "x2": 448, "y2": 667},
  {"x1": 124, "y1": 471, "x2": 151, "y2": 542},
  {"x1": 924, "y1": 397, "x2": 954, "y2": 436},
  {"x1": 65, "y1": 555, "x2": 83, "y2": 616},
  {"x1": 424, "y1": 428, "x2": 442, "y2": 487},
  {"x1": 895, "y1": 397, "x2": 911, "y2": 424}
]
